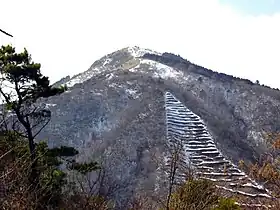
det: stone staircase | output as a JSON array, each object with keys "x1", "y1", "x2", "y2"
[{"x1": 164, "y1": 92, "x2": 273, "y2": 208}]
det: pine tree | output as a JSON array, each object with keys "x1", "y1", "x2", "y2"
[
  {"x1": 0, "y1": 45, "x2": 66, "y2": 183},
  {"x1": 0, "y1": 45, "x2": 104, "y2": 209}
]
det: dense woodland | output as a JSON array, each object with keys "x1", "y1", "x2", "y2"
[{"x1": 0, "y1": 44, "x2": 279, "y2": 209}]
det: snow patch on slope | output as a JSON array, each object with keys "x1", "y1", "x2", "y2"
[
  {"x1": 103, "y1": 58, "x2": 112, "y2": 66},
  {"x1": 63, "y1": 46, "x2": 182, "y2": 89},
  {"x1": 45, "y1": 103, "x2": 57, "y2": 108},
  {"x1": 141, "y1": 59, "x2": 183, "y2": 80},
  {"x1": 128, "y1": 46, "x2": 162, "y2": 58},
  {"x1": 125, "y1": 88, "x2": 140, "y2": 99},
  {"x1": 247, "y1": 130, "x2": 266, "y2": 146},
  {"x1": 127, "y1": 64, "x2": 140, "y2": 73},
  {"x1": 105, "y1": 73, "x2": 114, "y2": 80},
  {"x1": 65, "y1": 67, "x2": 102, "y2": 88}
]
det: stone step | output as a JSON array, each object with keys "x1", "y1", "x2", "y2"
[
  {"x1": 186, "y1": 147, "x2": 218, "y2": 152},
  {"x1": 186, "y1": 143, "x2": 216, "y2": 148},
  {"x1": 216, "y1": 185, "x2": 271, "y2": 199},
  {"x1": 165, "y1": 92, "x2": 273, "y2": 207}
]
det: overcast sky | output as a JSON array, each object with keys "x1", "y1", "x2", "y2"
[{"x1": 1, "y1": 0, "x2": 280, "y2": 88}]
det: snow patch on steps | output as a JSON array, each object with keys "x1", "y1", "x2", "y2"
[{"x1": 164, "y1": 91, "x2": 273, "y2": 206}]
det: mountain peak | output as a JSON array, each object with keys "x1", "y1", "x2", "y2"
[
  {"x1": 40, "y1": 46, "x2": 280, "y2": 208},
  {"x1": 125, "y1": 46, "x2": 162, "y2": 58},
  {"x1": 59, "y1": 46, "x2": 163, "y2": 88}
]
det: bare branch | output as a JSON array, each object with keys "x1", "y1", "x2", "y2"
[
  {"x1": 33, "y1": 117, "x2": 50, "y2": 139},
  {"x1": 0, "y1": 29, "x2": 13, "y2": 37},
  {"x1": 0, "y1": 148, "x2": 13, "y2": 160},
  {"x1": 0, "y1": 87, "x2": 11, "y2": 104}
]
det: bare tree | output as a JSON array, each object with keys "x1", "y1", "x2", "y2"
[{"x1": 165, "y1": 135, "x2": 189, "y2": 210}]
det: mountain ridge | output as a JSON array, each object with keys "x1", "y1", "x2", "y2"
[
  {"x1": 53, "y1": 46, "x2": 279, "y2": 92},
  {"x1": 36, "y1": 46, "x2": 280, "y2": 208}
]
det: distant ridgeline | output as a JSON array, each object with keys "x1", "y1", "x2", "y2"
[{"x1": 142, "y1": 53, "x2": 278, "y2": 90}]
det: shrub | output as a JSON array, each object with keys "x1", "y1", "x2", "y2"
[
  {"x1": 168, "y1": 178, "x2": 219, "y2": 210},
  {"x1": 213, "y1": 198, "x2": 241, "y2": 210}
]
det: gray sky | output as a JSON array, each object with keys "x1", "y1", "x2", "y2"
[{"x1": 1, "y1": 0, "x2": 280, "y2": 88}]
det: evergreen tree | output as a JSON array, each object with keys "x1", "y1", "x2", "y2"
[
  {"x1": 0, "y1": 45, "x2": 66, "y2": 183},
  {"x1": 0, "y1": 45, "x2": 101, "y2": 209}
]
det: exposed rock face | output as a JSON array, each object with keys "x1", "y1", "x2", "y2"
[{"x1": 35, "y1": 46, "x2": 280, "y2": 208}]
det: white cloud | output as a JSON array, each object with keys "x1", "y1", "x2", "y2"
[{"x1": 0, "y1": 0, "x2": 280, "y2": 88}]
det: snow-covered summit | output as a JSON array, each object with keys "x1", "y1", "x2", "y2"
[
  {"x1": 127, "y1": 46, "x2": 162, "y2": 58},
  {"x1": 61, "y1": 46, "x2": 162, "y2": 88}
]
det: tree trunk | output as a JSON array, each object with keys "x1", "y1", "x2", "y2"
[
  {"x1": 27, "y1": 127, "x2": 36, "y2": 162},
  {"x1": 26, "y1": 126, "x2": 39, "y2": 188}
]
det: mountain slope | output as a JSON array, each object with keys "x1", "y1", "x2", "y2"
[{"x1": 37, "y1": 46, "x2": 280, "y2": 208}]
